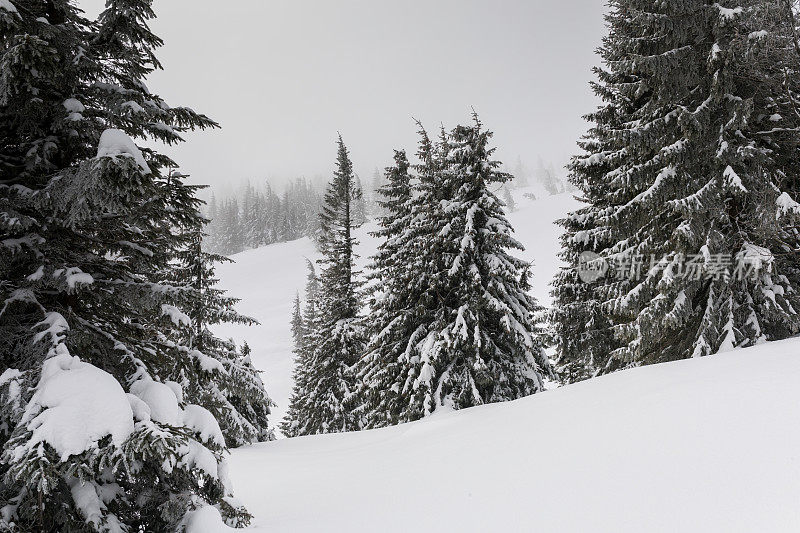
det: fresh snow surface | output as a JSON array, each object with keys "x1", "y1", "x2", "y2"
[
  {"x1": 183, "y1": 505, "x2": 236, "y2": 533},
  {"x1": 215, "y1": 188, "x2": 580, "y2": 427},
  {"x1": 229, "y1": 338, "x2": 800, "y2": 532},
  {"x1": 96, "y1": 128, "x2": 150, "y2": 173}
]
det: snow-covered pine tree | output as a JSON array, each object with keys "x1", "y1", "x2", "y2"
[
  {"x1": 425, "y1": 115, "x2": 551, "y2": 409},
  {"x1": 741, "y1": 0, "x2": 800, "y2": 289},
  {"x1": 369, "y1": 166, "x2": 389, "y2": 218},
  {"x1": 0, "y1": 1, "x2": 251, "y2": 529},
  {"x1": 513, "y1": 156, "x2": 530, "y2": 187},
  {"x1": 367, "y1": 150, "x2": 413, "y2": 290},
  {"x1": 355, "y1": 150, "x2": 415, "y2": 427},
  {"x1": 357, "y1": 123, "x2": 458, "y2": 426},
  {"x1": 358, "y1": 118, "x2": 550, "y2": 427},
  {"x1": 502, "y1": 184, "x2": 516, "y2": 212},
  {"x1": 170, "y1": 222, "x2": 274, "y2": 448},
  {"x1": 290, "y1": 291, "x2": 304, "y2": 345},
  {"x1": 293, "y1": 136, "x2": 365, "y2": 435},
  {"x1": 352, "y1": 174, "x2": 367, "y2": 226},
  {"x1": 551, "y1": 0, "x2": 800, "y2": 381},
  {"x1": 534, "y1": 157, "x2": 562, "y2": 195},
  {"x1": 281, "y1": 261, "x2": 320, "y2": 437}
]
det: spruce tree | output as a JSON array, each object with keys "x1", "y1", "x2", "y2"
[
  {"x1": 534, "y1": 157, "x2": 561, "y2": 195},
  {"x1": 428, "y1": 115, "x2": 550, "y2": 409},
  {"x1": 502, "y1": 184, "x2": 516, "y2": 212},
  {"x1": 288, "y1": 137, "x2": 364, "y2": 435},
  {"x1": 513, "y1": 156, "x2": 530, "y2": 187},
  {"x1": 170, "y1": 223, "x2": 274, "y2": 448},
  {"x1": 282, "y1": 261, "x2": 319, "y2": 437},
  {"x1": 352, "y1": 174, "x2": 367, "y2": 226},
  {"x1": 290, "y1": 291, "x2": 304, "y2": 345},
  {"x1": 0, "y1": 1, "x2": 251, "y2": 529},
  {"x1": 365, "y1": 150, "x2": 413, "y2": 294},
  {"x1": 358, "y1": 118, "x2": 550, "y2": 427},
  {"x1": 551, "y1": 0, "x2": 800, "y2": 381},
  {"x1": 357, "y1": 124, "x2": 453, "y2": 425},
  {"x1": 355, "y1": 150, "x2": 414, "y2": 427}
]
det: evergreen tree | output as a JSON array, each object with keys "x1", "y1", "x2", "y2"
[
  {"x1": 352, "y1": 174, "x2": 367, "y2": 226},
  {"x1": 294, "y1": 136, "x2": 365, "y2": 435},
  {"x1": 281, "y1": 261, "x2": 320, "y2": 437},
  {"x1": 513, "y1": 156, "x2": 530, "y2": 187},
  {"x1": 502, "y1": 184, "x2": 516, "y2": 213},
  {"x1": 534, "y1": 157, "x2": 562, "y2": 195},
  {"x1": 290, "y1": 291, "x2": 304, "y2": 345},
  {"x1": 367, "y1": 150, "x2": 413, "y2": 292},
  {"x1": 357, "y1": 118, "x2": 550, "y2": 428},
  {"x1": 171, "y1": 222, "x2": 274, "y2": 448},
  {"x1": 355, "y1": 151, "x2": 414, "y2": 426},
  {"x1": 551, "y1": 0, "x2": 800, "y2": 381},
  {"x1": 369, "y1": 166, "x2": 388, "y2": 218},
  {"x1": 0, "y1": 1, "x2": 252, "y2": 529}
]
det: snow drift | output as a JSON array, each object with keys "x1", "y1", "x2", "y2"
[{"x1": 229, "y1": 337, "x2": 800, "y2": 532}]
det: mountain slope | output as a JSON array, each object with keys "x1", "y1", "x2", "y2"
[{"x1": 229, "y1": 337, "x2": 800, "y2": 532}]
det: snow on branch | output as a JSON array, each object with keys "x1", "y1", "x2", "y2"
[{"x1": 96, "y1": 129, "x2": 151, "y2": 174}]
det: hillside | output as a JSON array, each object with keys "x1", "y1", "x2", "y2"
[{"x1": 228, "y1": 338, "x2": 800, "y2": 532}]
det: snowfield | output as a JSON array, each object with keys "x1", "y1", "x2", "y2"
[
  {"x1": 229, "y1": 337, "x2": 800, "y2": 532},
  {"x1": 217, "y1": 188, "x2": 800, "y2": 531}
]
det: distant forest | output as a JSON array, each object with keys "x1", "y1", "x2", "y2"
[{"x1": 202, "y1": 157, "x2": 569, "y2": 256}]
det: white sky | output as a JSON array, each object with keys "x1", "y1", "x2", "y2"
[{"x1": 79, "y1": 1, "x2": 607, "y2": 193}]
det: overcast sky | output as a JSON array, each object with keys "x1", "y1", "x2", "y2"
[{"x1": 79, "y1": 1, "x2": 608, "y2": 194}]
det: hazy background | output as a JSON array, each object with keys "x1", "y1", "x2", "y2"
[{"x1": 79, "y1": 0, "x2": 607, "y2": 195}]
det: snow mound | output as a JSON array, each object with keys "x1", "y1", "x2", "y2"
[
  {"x1": 178, "y1": 440, "x2": 219, "y2": 478},
  {"x1": 96, "y1": 128, "x2": 150, "y2": 174},
  {"x1": 17, "y1": 353, "x2": 134, "y2": 461},
  {"x1": 777, "y1": 191, "x2": 800, "y2": 216},
  {"x1": 161, "y1": 304, "x2": 191, "y2": 327},
  {"x1": 63, "y1": 98, "x2": 85, "y2": 113},
  {"x1": 53, "y1": 266, "x2": 94, "y2": 290},
  {"x1": 63, "y1": 98, "x2": 85, "y2": 121},
  {"x1": 229, "y1": 338, "x2": 800, "y2": 532},
  {"x1": 183, "y1": 404, "x2": 225, "y2": 447},
  {"x1": 130, "y1": 378, "x2": 182, "y2": 426},
  {"x1": 183, "y1": 505, "x2": 236, "y2": 532}
]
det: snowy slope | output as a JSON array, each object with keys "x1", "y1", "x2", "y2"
[
  {"x1": 229, "y1": 338, "x2": 800, "y2": 532},
  {"x1": 215, "y1": 188, "x2": 580, "y2": 426}
]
